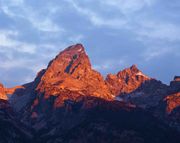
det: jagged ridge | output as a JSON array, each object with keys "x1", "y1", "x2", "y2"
[{"x1": 0, "y1": 43, "x2": 179, "y2": 142}]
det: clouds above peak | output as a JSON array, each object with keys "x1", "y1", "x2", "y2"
[
  {"x1": 0, "y1": 29, "x2": 36, "y2": 54},
  {"x1": 67, "y1": 0, "x2": 127, "y2": 29},
  {"x1": 1, "y1": 0, "x2": 63, "y2": 33},
  {"x1": 102, "y1": 0, "x2": 156, "y2": 14},
  {"x1": 0, "y1": 0, "x2": 179, "y2": 86},
  {"x1": 137, "y1": 21, "x2": 180, "y2": 42}
]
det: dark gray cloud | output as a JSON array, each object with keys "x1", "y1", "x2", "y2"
[{"x1": 0, "y1": 0, "x2": 179, "y2": 87}]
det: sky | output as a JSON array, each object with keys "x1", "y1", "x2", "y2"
[{"x1": 0, "y1": 0, "x2": 180, "y2": 87}]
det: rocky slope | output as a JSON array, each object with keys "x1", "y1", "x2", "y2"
[
  {"x1": 105, "y1": 65, "x2": 179, "y2": 130},
  {"x1": 33, "y1": 97, "x2": 179, "y2": 143},
  {"x1": 0, "y1": 100, "x2": 32, "y2": 143}
]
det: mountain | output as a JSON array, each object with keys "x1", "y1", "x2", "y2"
[
  {"x1": 7, "y1": 44, "x2": 114, "y2": 130},
  {"x1": 0, "y1": 44, "x2": 179, "y2": 142},
  {"x1": 35, "y1": 44, "x2": 113, "y2": 102},
  {"x1": 106, "y1": 65, "x2": 169, "y2": 109},
  {"x1": 106, "y1": 64, "x2": 151, "y2": 96}
]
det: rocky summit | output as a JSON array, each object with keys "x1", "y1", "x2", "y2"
[
  {"x1": 106, "y1": 64, "x2": 151, "y2": 96},
  {"x1": 0, "y1": 44, "x2": 179, "y2": 143},
  {"x1": 36, "y1": 44, "x2": 113, "y2": 102}
]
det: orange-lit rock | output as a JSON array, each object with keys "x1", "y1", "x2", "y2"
[
  {"x1": 165, "y1": 92, "x2": 180, "y2": 113},
  {"x1": 106, "y1": 65, "x2": 151, "y2": 96},
  {"x1": 32, "y1": 44, "x2": 113, "y2": 110},
  {"x1": 0, "y1": 83, "x2": 8, "y2": 100},
  {"x1": 6, "y1": 85, "x2": 25, "y2": 95}
]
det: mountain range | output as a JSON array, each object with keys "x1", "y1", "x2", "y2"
[{"x1": 0, "y1": 44, "x2": 179, "y2": 143}]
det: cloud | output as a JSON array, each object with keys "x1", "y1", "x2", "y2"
[
  {"x1": 0, "y1": 29, "x2": 67, "y2": 70},
  {"x1": 1, "y1": 0, "x2": 24, "y2": 6},
  {"x1": 67, "y1": 0, "x2": 127, "y2": 29},
  {"x1": 1, "y1": 0, "x2": 63, "y2": 32},
  {"x1": 68, "y1": 34, "x2": 85, "y2": 43},
  {"x1": 142, "y1": 46, "x2": 171, "y2": 61},
  {"x1": 93, "y1": 59, "x2": 126, "y2": 73},
  {"x1": 0, "y1": 29, "x2": 37, "y2": 54},
  {"x1": 136, "y1": 20, "x2": 180, "y2": 42},
  {"x1": 101, "y1": 0, "x2": 156, "y2": 14},
  {"x1": 25, "y1": 14, "x2": 62, "y2": 32}
]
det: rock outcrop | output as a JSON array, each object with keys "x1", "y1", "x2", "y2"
[
  {"x1": 0, "y1": 83, "x2": 8, "y2": 100},
  {"x1": 165, "y1": 92, "x2": 180, "y2": 114}
]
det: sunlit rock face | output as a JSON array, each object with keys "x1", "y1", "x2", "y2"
[
  {"x1": 106, "y1": 65, "x2": 151, "y2": 96},
  {"x1": 31, "y1": 44, "x2": 113, "y2": 112},
  {"x1": 162, "y1": 77, "x2": 180, "y2": 131},
  {"x1": 165, "y1": 92, "x2": 180, "y2": 114},
  {"x1": 106, "y1": 65, "x2": 174, "y2": 109},
  {"x1": 0, "y1": 83, "x2": 8, "y2": 100},
  {"x1": 164, "y1": 76, "x2": 180, "y2": 114}
]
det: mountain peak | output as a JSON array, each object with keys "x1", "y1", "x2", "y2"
[
  {"x1": 60, "y1": 43, "x2": 85, "y2": 56},
  {"x1": 130, "y1": 64, "x2": 139, "y2": 73},
  {"x1": 55, "y1": 44, "x2": 86, "y2": 62},
  {"x1": 64, "y1": 43, "x2": 85, "y2": 53},
  {"x1": 34, "y1": 44, "x2": 113, "y2": 107},
  {"x1": 117, "y1": 65, "x2": 142, "y2": 78},
  {"x1": 106, "y1": 65, "x2": 150, "y2": 96},
  {"x1": 45, "y1": 43, "x2": 91, "y2": 79}
]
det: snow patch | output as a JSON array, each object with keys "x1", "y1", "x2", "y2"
[
  {"x1": 136, "y1": 72, "x2": 149, "y2": 78},
  {"x1": 77, "y1": 48, "x2": 82, "y2": 52},
  {"x1": 115, "y1": 96, "x2": 124, "y2": 101}
]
